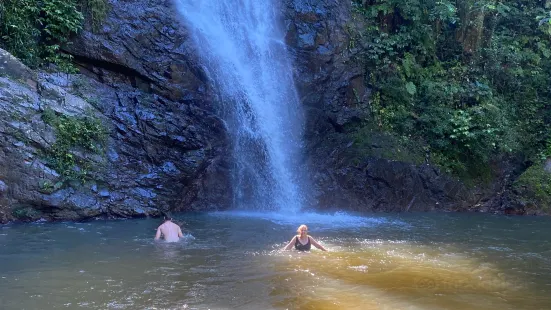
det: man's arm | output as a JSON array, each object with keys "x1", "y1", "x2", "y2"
[
  {"x1": 282, "y1": 236, "x2": 297, "y2": 251},
  {"x1": 178, "y1": 227, "x2": 184, "y2": 238},
  {"x1": 154, "y1": 227, "x2": 162, "y2": 240},
  {"x1": 309, "y1": 236, "x2": 327, "y2": 251}
]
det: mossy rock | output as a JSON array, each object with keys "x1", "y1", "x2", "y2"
[
  {"x1": 513, "y1": 164, "x2": 551, "y2": 213},
  {"x1": 41, "y1": 107, "x2": 108, "y2": 183},
  {"x1": 348, "y1": 124, "x2": 425, "y2": 165},
  {"x1": 11, "y1": 206, "x2": 42, "y2": 221}
]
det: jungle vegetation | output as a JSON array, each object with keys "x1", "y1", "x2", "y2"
[{"x1": 350, "y1": 0, "x2": 551, "y2": 183}]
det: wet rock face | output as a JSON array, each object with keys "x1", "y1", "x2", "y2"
[
  {"x1": 62, "y1": 0, "x2": 376, "y2": 215},
  {"x1": 68, "y1": 0, "x2": 369, "y2": 143},
  {"x1": 313, "y1": 156, "x2": 472, "y2": 212},
  {"x1": 66, "y1": 0, "x2": 207, "y2": 103},
  {"x1": 283, "y1": 0, "x2": 369, "y2": 131},
  {"x1": 0, "y1": 48, "x2": 229, "y2": 223},
  {"x1": 0, "y1": 0, "x2": 236, "y2": 223}
]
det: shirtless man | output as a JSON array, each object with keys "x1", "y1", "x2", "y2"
[{"x1": 154, "y1": 217, "x2": 184, "y2": 242}]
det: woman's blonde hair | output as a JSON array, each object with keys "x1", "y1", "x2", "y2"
[{"x1": 296, "y1": 224, "x2": 308, "y2": 234}]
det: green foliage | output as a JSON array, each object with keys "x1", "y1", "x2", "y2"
[
  {"x1": 513, "y1": 164, "x2": 551, "y2": 212},
  {"x1": 41, "y1": 108, "x2": 108, "y2": 182},
  {"x1": 42, "y1": 0, "x2": 84, "y2": 40},
  {"x1": 38, "y1": 179, "x2": 64, "y2": 194},
  {"x1": 539, "y1": 137, "x2": 551, "y2": 161},
  {"x1": 0, "y1": 0, "x2": 108, "y2": 70},
  {"x1": 0, "y1": 0, "x2": 41, "y2": 66},
  {"x1": 350, "y1": 0, "x2": 551, "y2": 180},
  {"x1": 79, "y1": 0, "x2": 109, "y2": 32},
  {"x1": 11, "y1": 207, "x2": 41, "y2": 220},
  {"x1": 538, "y1": 11, "x2": 551, "y2": 35}
]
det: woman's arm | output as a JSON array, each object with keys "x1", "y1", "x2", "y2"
[
  {"x1": 282, "y1": 236, "x2": 297, "y2": 251},
  {"x1": 309, "y1": 236, "x2": 327, "y2": 251}
]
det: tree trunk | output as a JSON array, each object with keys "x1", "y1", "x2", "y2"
[{"x1": 456, "y1": 0, "x2": 487, "y2": 55}]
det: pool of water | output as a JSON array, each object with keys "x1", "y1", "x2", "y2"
[{"x1": 1, "y1": 211, "x2": 550, "y2": 309}]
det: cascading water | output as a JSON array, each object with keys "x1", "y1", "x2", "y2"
[{"x1": 174, "y1": 0, "x2": 307, "y2": 212}]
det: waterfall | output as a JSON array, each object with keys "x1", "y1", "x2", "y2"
[{"x1": 174, "y1": 0, "x2": 306, "y2": 212}]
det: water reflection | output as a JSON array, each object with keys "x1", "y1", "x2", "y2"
[
  {"x1": 0, "y1": 212, "x2": 550, "y2": 309},
  {"x1": 271, "y1": 243, "x2": 522, "y2": 310}
]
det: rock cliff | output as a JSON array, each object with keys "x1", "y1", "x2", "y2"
[{"x1": 0, "y1": 0, "x2": 536, "y2": 223}]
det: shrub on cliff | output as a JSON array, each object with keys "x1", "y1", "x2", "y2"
[
  {"x1": 0, "y1": 0, "x2": 107, "y2": 71},
  {"x1": 513, "y1": 163, "x2": 551, "y2": 213},
  {"x1": 41, "y1": 108, "x2": 108, "y2": 183}
]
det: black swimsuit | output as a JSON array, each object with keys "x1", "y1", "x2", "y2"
[{"x1": 295, "y1": 236, "x2": 311, "y2": 251}]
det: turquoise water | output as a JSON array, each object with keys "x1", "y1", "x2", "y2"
[{"x1": 1, "y1": 211, "x2": 550, "y2": 309}]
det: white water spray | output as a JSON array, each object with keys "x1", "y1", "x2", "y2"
[{"x1": 174, "y1": 0, "x2": 307, "y2": 211}]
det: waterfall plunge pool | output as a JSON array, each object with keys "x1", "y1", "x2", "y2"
[{"x1": 1, "y1": 211, "x2": 550, "y2": 309}]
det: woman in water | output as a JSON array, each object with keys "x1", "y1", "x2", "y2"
[{"x1": 282, "y1": 224, "x2": 327, "y2": 252}]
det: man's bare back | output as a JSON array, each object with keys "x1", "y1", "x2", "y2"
[{"x1": 155, "y1": 218, "x2": 183, "y2": 242}]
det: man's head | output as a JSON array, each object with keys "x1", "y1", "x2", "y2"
[{"x1": 164, "y1": 216, "x2": 172, "y2": 222}]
